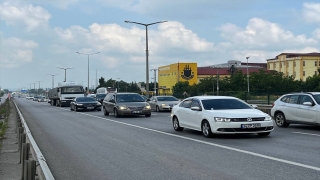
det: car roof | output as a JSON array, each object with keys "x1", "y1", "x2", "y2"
[
  {"x1": 184, "y1": 96, "x2": 238, "y2": 100},
  {"x1": 282, "y1": 92, "x2": 320, "y2": 96}
]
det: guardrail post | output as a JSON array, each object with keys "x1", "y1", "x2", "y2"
[
  {"x1": 27, "y1": 160, "x2": 36, "y2": 180},
  {"x1": 18, "y1": 127, "x2": 24, "y2": 151},
  {"x1": 16, "y1": 122, "x2": 22, "y2": 133},
  {"x1": 267, "y1": 93, "x2": 270, "y2": 105},
  {"x1": 19, "y1": 133, "x2": 26, "y2": 163},
  {"x1": 21, "y1": 143, "x2": 30, "y2": 180}
]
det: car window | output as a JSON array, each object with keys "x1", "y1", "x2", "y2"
[
  {"x1": 180, "y1": 100, "x2": 192, "y2": 108},
  {"x1": 190, "y1": 100, "x2": 200, "y2": 108},
  {"x1": 77, "y1": 97, "x2": 95, "y2": 102},
  {"x1": 157, "y1": 96, "x2": 179, "y2": 101},
  {"x1": 287, "y1": 95, "x2": 299, "y2": 104},
  {"x1": 110, "y1": 95, "x2": 115, "y2": 102},
  {"x1": 201, "y1": 99, "x2": 252, "y2": 110},
  {"x1": 312, "y1": 94, "x2": 320, "y2": 104},
  {"x1": 280, "y1": 96, "x2": 288, "y2": 102},
  {"x1": 299, "y1": 95, "x2": 313, "y2": 105},
  {"x1": 116, "y1": 94, "x2": 145, "y2": 102}
]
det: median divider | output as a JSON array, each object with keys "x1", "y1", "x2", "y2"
[{"x1": 13, "y1": 101, "x2": 55, "y2": 180}]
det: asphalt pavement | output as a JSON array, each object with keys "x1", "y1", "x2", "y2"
[{"x1": 13, "y1": 98, "x2": 320, "y2": 180}]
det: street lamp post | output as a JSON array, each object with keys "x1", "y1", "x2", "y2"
[
  {"x1": 117, "y1": 78, "x2": 120, "y2": 92},
  {"x1": 35, "y1": 81, "x2": 43, "y2": 95},
  {"x1": 150, "y1": 69, "x2": 157, "y2": 96},
  {"x1": 47, "y1": 74, "x2": 58, "y2": 89},
  {"x1": 125, "y1": 20, "x2": 167, "y2": 97},
  {"x1": 246, "y1": 56, "x2": 250, "y2": 93},
  {"x1": 57, "y1": 67, "x2": 73, "y2": 82},
  {"x1": 76, "y1": 52, "x2": 100, "y2": 94}
]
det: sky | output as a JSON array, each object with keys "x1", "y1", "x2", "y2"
[{"x1": 0, "y1": 0, "x2": 320, "y2": 91}]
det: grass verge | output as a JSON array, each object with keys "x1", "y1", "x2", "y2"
[{"x1": 0, "y1": 99, "x2": 11, "y2": 143}]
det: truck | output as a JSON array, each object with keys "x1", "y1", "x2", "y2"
[
  {"x1": 96, "y1": 87, "x2": 117, "y2": 94},
  {"x1": 48, "y1": 82, "x2": 85, "y2": 107}
]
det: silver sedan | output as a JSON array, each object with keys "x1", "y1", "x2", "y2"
[{"x1": 148, "y1": 96, "x2": 180, "y2": 112}]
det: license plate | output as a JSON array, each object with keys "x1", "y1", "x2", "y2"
[
  {"x1": 132, "y1": 111, "x2": 141, "y2": 114},
  {"x1": 241, "y1": 123, "x2": 261, "y2": 129},
  {"x1": 87, "y1": 107, "x2": 94, "y2": 109}
]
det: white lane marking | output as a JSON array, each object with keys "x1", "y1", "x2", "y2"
[
  {"x1": 293, "y1": 132, "x2": 320, "y2": 137},
  {"x1": 59, "y1": 108, "x2": 320, "y2": 172}
]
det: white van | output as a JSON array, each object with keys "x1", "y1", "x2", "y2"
[{"x1": 96, "y1": 87, "x2": 117, "y2": 94}]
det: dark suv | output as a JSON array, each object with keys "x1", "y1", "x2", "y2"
[
  {"x1": 95, "y1": 93, "x2": 107, "y2": 104},
  {"x1": 103, "y1": 93, "x2": 152, "y2": 117},
  {"x1": 271, "y1": 92, "x2": 320, "y2": 127}
]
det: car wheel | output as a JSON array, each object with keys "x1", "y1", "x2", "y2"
[
  {"x1": 275, "y1": 112, "x2": 290, "y2": 127},
  {"x1": 104, "y1": 108, "x2": 109, "y2": 116},
  {"x1": 145, "y1": 114, "x2": 151, "y2": 117},
  {"x1": 75, "y1": 106, "x2": 78, "y2": 112},
  {"x1": 173, "y1": 116, "x2": 183, "y2": 131},
  {"x1": 97, "y1": 108, "x2": 102, "y2": 111},
  {"x1": 257, "y1": 132, "x2": 271, "y2": 136},
  {"x1": 114, "y1": 108, "x2": 119, "y2": 118},
  {"x1": 156, "y1": 106, "x2": 160, "y2": 112},
  {"x1": 202, "y1": 120, "x2": 213, "y2": 138},
  {"x1": 70, "y1": 105, "x2": 73, "y2": 111}
]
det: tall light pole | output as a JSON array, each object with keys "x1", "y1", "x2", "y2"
[
  {"x1": 28, "y1": 84, "x2": 32, "y2": 95},
  {"x1": 117, "y1": 78, "x2": 121, "y2": 92},
  {"x1": 246, "y1": 56, "x2": 250, "y2": 93},
  {"x1": 125, "y1": 20, "x2": 168, "y2": 97},
  {"x1": 32, "y1": 83, "x2": 36, "y2": 95},
  {"x1": 47, "y1": 74, "x2": 58, "y2": 89},
  {"x1": 150, "y1": 68, "x2": 157, "y2": 96},
  {"x1": 76, "y1": 52, "x2": 100, "y2": 94},
  {"x1": 57, "y1": 67, "x2": 73, "y2": 82},
  {"x1": 35, "y1": 81, "x2": 43, "y2": 95}
]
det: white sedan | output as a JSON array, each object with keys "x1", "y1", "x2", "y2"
[{"x1": 171, "y1": 96, "x2": 274, "y2": 138}]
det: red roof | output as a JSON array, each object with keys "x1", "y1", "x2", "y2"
[{"x1": 197, "y1": 67, "x2": 269, "y2": 75}]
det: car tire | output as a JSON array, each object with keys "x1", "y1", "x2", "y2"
[
  {"x1": 156, "y1": 106, "x2": 160, "y2": 112},
  {"x1": 75, "y1": 106, "x2": 78, "y2": 112},
  {"x1": 275, "y1": 112, "x2": 290, "y2": 127},
  {"x1": 202, "y1": 120, "x2": 213, "y2": 138},
  {"x1": 173, "y1": 116, "x2": 183, "y2": 131},
  {"x1": 104, "y1": 108, "x2": 109, "y2": 116},
  {"x1": 97, "y1": 108, "x2": 102, "y2": 111},
  {"x1": 145, "y1": 114, "x2": 151, "y2": 117},
  {"x1": 114, "y1": 108, "x2": 119, "y2": 118},
  {"x1": 70, "y1": 106, "x2": 73, "y2": 111},
  {"x1": 257, "y1": 132, "x2": 271, "y2": 136}
]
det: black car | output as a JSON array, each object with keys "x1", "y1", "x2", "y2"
[
  {"x1": 95, "y1": 93, "x2": 107, "y2": 104},
  {"x1": 70, "y1": 97, "x2": 102, "y2": 112}
]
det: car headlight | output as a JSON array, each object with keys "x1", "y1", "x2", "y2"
[
  {"x1": 145, "y1": 105, "x2": 151, "y2": 109},
  {"x1": 161, "y1": 103, "x2": 168, "y2": 106},
  {"x1": 77, "y1": 104, "x2": 83, "y2": 106},
  {"x1": 214, "y1": 117, "x2": 231, "y2": 122},
  {"x1": 118, "y1": 105, "x2": 128, "y2": 110},
  {"x1": 264, "y1": 116, "x2": 272, "y2": 121}
]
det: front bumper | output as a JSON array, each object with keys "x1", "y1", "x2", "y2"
[{"x1": 210, "y1": 121, "x2": 274, "y2": 134}]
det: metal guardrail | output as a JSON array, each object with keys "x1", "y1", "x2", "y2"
[{"x1": 13, "y1": 101, "x2": 55, "y2": 180}]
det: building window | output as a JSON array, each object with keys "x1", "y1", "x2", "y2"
[
  {"x1": 268, "y1": 64, "x2": 270, "y2": 69},
  {"x1": 280, "y1": 62, "x2": 282, "y2": 68},
  {"x1": 293, "y1": 71, "x2": 296, "y2": 77},
  {"x1": 303, "y1": 71, "x2": 305, "y2": 76},
  {"x1": 274, "y1": 64, "x2": 276, "y2": 68},
  {"x1": 315, "y1": 61, "x2": 318, "y2": 66},
  {"x1": 294, "y1": 61, "x2": 296, "y2": 67},
  {"x1": 303, "y1": 61, "x2": 305, "y2": 66},
  {"x1": 287, "y1": 62, "x2": 289, "y2": 67},
  {"x1": 315, "y1": 71, "x2": 317, "y2": 75}
]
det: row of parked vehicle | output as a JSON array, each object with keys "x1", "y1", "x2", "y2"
[{"x1": 67, "y1": 91, "x2": 320, "y2": 138}]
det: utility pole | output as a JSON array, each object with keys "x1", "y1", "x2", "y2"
[
  {"x1": 246, "y1": 56, "x2": 250, "y2": 93},
  {"x1": 35, "y1": 81, "x2": 43, "y2": 95},
  {"x1": 150, "y1": 69, "x2": 158, "y2": 96},
  {"x1": 47, "y1": 74, "x2": 58, "y2": 89}
]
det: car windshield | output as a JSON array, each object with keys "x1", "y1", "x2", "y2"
[
  {"x1": 201, "y1": 99, "x2": 252, "y2": 110},
  {"x1": 61, "y1": 86, "x2": 84, "y2": 94},
  {"x1": 116, "y1": 94, "x2": 145, "y2": 102},
  {"x1": 312, "y1": 94, "x2": 320, "y2": 104},
  {"x1": 76, "y1": 97, "x2": 95, "y2": 102},
  {"x1": 96, "y1": 94, "x2": 106, "y2": 98},
  {"x1": 157, "y1": 96, "x2": 178, "y2": 101}
]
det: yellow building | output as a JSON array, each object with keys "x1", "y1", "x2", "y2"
[
  {"x1": 267, "y1": 53, "x2": 320, "y2": 81},
  {"x1": 158, "y1": 63, "x2": 197, "y2": 94}
]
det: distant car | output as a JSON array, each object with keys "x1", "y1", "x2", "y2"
[
  {"x1": 271, "y1": 92, "x2": 320, "y2": 127},
  {"x1": 70, "y1": 97, "x2": 102, "y2": 112},
  {"x1": 95, "y1": 93, "x2": 107, "y2": 104},
  {"x1": 37, "y1": 97, "x2": 46, "y2": 102},
  {"x1": 171, "y1": 96, "x2": 274, "y2": 138},
  {"x1": 148, "y1": 96, "x2": 180, "y2": 112},
  {"x1": 33, "y1": 96, "x2": 39, "y2": 101},
  {"x1": 102, "y1": 92, "x2": 151, "y2": 117}
]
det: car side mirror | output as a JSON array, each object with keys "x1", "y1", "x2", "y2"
[
  {"x1": 191, "y1": 106, "x2": 201, "y2": 111},
  {"x1": 251, "y1": 104, "x2": 258, "y2": 109},
  {"x1": 303, "y1": 102, "x2": 313, "y2": 106}
]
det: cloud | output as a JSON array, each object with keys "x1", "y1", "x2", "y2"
[
  {"x1": 0, "y1": 1, "x2": 51, "y2": 30},
  {"x1": 302, "y1": 2, "x2": 320, "y2": 24},
  {"x1": 218, "y1": 18, "x2": 317, "y2": 49},
  {"x1": 313, "y1": 28, "x2": 320, "y2": 40},
  {"x1": 22, "y1": 0, "x2": 79, "y2": 9},
  {"x1": 0, "y1": 37, "x2": 38, "y2": 68}
]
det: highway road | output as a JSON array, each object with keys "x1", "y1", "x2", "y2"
[{"x1": 14, "y1": 98, "x2": 320, "y2": 180}]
